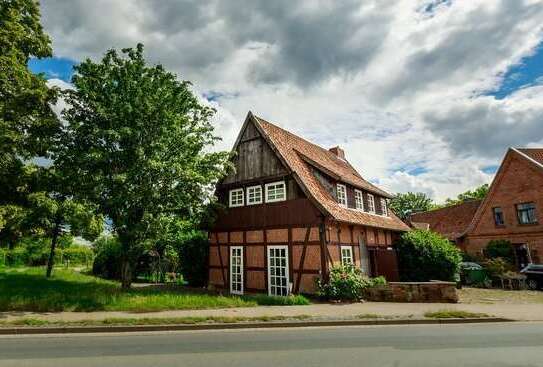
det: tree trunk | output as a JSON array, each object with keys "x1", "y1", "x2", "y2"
[
  {"x1": 120, "y1": 257, "x2": 132, "y2": 290},
  {"x1": 46, "y1": 217, "x2": 62, "y2": 278}
]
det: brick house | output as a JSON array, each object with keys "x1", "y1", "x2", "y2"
[
  {"x1": 411, "y1": 148, "x2": 543, "y2": 269},
  {"x1": 208, "y1": 112, "x2": 410, "y2": 296}
]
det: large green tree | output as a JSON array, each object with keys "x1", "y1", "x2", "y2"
[
  {"x1": 443, "y1": 184, "x2": 489, "y2": 207},
  {"x1": 389, "y1": 192, "x2": 435, "y2": 220},
  {"x1": 0, "y1": 0, "x2": 60, "y2": 247},
  {"x1": 57, "y1": 44, "x2": 231, "y2": 288}
]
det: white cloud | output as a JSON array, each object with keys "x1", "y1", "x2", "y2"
[{"x1": 39, "y1": 0, "x2": 543, "y2": 202}]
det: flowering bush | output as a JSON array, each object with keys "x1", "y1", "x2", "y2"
[{"x1": 317, "y1": 263, "x2": 386, "y2": 301}]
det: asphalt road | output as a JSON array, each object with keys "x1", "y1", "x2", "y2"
[{"x1": 1, "y1": 323, "x2": 542, "y2": 367}]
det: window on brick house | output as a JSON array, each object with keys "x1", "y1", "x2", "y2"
[
  {"x1": 354, "y1": 189, "x2": 364, "y2": 210},
  {"x1": 493, "y1": 207, "x2": 505, "y2": 226},
  {"x1": 336, "y1": 184, "x2": 347, "y2": 207},
  {"x1": 517, "y1": 202, "x2": 537, "y2": 225},
  {"x1": 380, "y1": 198, "x2": 388, "y2": 216},
  {"x1": 340, "y1": 246, "x2": 353, "y2": 265},
  {"x1": 367, "y1": 194, "x2": 375, "y2": 213}
]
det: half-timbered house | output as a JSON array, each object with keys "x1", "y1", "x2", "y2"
[{"x1": 208, "y1": 112, "x2": 410, "y2": 295}]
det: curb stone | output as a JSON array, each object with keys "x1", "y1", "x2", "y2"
[{"x1": 0, "y1": 317, "x2": 513, "y2": 335}]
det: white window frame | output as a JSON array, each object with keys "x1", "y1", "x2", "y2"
[
  {"x1": 246, "y1": 185, "x2": 263, "y2": 205},
  {"x1": 354, "y1": 189, "x2": 364, "y2": 210},
  {"x1": 336, "y1": 184, "x2": 347, "y2": 207},
  {"x1": 340, "y1": 246, "x2": 353, "y2": 265},
  {"x1": 229, "y1": 188, "x2": 244, "y2": 207},
  {"x1": 381, "y1": 198, "x2": 388, "y2": 217},
  {"x1": 230, "y1": 246, "x2": 244, "y2": 295},
  {"x1": 267, "y1": 245, "x2": 290, "y2": 296},
  {"x1": 367, "y1": 193, "x2": 375, "y2": 213},
  {"x1": 265, "y1": 181, "x2": 286, "y2": 203}
]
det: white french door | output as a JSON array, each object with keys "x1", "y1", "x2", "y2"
[
  {"x1": 267, "y1": 245, "x2": 290, "y2": 296},
  {"x1": 230, "y1": 246, "x2": 243, "y2": 295}
]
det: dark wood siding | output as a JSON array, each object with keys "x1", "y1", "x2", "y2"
[
  {"x1": 213, "y1": 198, "x2": 322, "y2": 231},
  {"x1": 223, "y1": 120, "x2": 287, "y2": 185}
]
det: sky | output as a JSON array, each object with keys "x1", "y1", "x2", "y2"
[{"x1": 30, "y1": 0, "x2": 543, "y2": 202}]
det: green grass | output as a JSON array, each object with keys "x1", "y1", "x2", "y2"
[
  {"x1": 0, "y1": 267, "x2": 310, "y2": 312},
  {"x1": 424, "y1": 310, "x2": 490, "y2": 319},
  {"x1": 0, "y1": 315, "x2": 313, "y2": 328}
]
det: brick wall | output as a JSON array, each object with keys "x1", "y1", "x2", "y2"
[{"x1": 466, "y1": 151, "x2": 543, "y2": 263}]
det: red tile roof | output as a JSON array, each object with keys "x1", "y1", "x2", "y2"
[
  {"x1": 409, "y1": 200, "x2": 482, "y2": 240},
  {"x1": 516, "y1": 148, "x2": 543, "y2": 167},
  {"x1": 252, "y1": 114, "x2": 410, "y2": 232}
]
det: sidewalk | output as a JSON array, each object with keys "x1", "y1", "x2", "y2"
[{"x1": 1, "y1": 302, "x2": 542, "y2": 323}]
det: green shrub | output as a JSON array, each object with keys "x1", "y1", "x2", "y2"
[
  {"x1": 485, "y1": 240, "x2": 514, "y2": 264},
  {"x1": 176, "y1": 231, "x2": 209, "y2": 287},
  {"x1": 483, "y1": 257, "x2": 513, "y2": 278},
  {"x1": 0, "y1": 248, "x2": 6, "y2": 266},
  {"x1": 317, "y1": 264, "x2": 386, "y2": 301},
  {"x1": 92, "y1": 235, "x2": 122, "y2": 280},
  {"x1": 6, "y1": 246, "x2": 28, "y2": 266},
  {"x1": 63, "y1": 246, "x2": 94, "y2": 265},
  {"x1": 397, "y1": 230, "x2": 462, "y2": 282}
]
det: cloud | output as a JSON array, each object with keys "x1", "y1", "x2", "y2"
[{"x1": 38, "y1": 0, "x2": 543, "y2": 202}]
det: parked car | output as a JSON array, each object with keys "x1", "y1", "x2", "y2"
[{"x1": 520, "y1": 264, "x2": 543, "y2": 290}]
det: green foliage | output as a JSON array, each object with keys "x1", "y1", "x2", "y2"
[
  {"x1": 56, "y1": 44, "x2": 231, "y2": 288},
  {"x1": 92, "y1": 235, "x2": 122, "y2": 280},
  {"x1": 317, "y1": 264, "x2": 386, "y2": 301},
  {"x1": 483, "y1": 257, "x2": 513, "y2": 278},
  {"x1": 243, "y1": 294, "x2": 310, "y2": 306},
  {"x1": 176, "y1": 230, "x2": 209, "y2": 287},
  {"x1": 485, "y1": 240, "x2": 514, "y2": 264},
  {"x1": 443, "y1": 184, "x2": 489, "y2": 207},
  {"x1": 397, "y1": 230, "x2": 462, "y2": 282},
  {"x1": 0, "y1": 0, "x2": 60, "y2": 248},
  {"x1": 62, "y1": 246, "x2": 94, "y2": 265},
  {"x1": 389, "y1": 192, "x2": 435, "y2": 220}
]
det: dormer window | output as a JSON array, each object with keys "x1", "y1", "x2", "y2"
[
  {"x1": 354, "y1": 189, "x2": 364, "y2": 210},
  {"x1": 381, "y1": 198, "x2": 388, "y2": 216},
  {"x1": 336, "y1": 184, "x2": 347, "y2": 207},
  {"x1": 229, "y1": 188, "x2": 244, "y2": 207},
  {"x1": 367, "y1": 193, "x2": 375, "y2": 213}
]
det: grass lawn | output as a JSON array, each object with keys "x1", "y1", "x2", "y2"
[
  {"x1": 458, "y1": 287, "x2": 543, "y2": 304},
  {"x1": 0, "y1": 267, "x2": 309, "y2": 312}
]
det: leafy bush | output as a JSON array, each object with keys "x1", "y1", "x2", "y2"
[
  {"x1": 0, "y1": 248, "x2": 6, "y2": 266},
  {"x1": 485, "y1": 240, "x2": 514, "y2": 264},
  {"x1": 397, "y1": 230, "x2": 462, "y2": 282},
  {"x1": 92, "y1": 235, "x2": 123, "y2": 280},
  {"x1": 483, "y1": 257, "x2": 513, "y2": 278},
  {"x1": 63, "y1": 246, "x2": 94, "y2": 265},
  {"x1": 176, "y1": 231, "x2": 209, "y2": 287},
  {"x1": 317, "y1": 264, "x2": 386, "y2": 301}
]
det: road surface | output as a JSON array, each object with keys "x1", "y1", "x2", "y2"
[{"x1": 1, "y1": 323, "x2": 542, "y2": 366}]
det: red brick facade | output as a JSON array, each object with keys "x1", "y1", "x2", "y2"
[{"x1": 464, "y1": 149, "x2": 543, "y2": 266}]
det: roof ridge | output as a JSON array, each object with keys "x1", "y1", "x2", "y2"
[
  {"x1": 254, "y1": 115, "x2": 345, "y2": 162},
  {"x1": 411, "y1": 199, "x2": 482, "y2": 217}
]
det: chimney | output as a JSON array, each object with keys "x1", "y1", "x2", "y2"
[{"x1": 329, "y1": 146, "x2": 345, "y2": 160}]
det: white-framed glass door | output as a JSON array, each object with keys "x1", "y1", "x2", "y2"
[
  {"x1": 267, "y1": 245, "x2": 289, "y2": 296},
  {"x1": 230, "y1": 246, "x2": 243, "y2": 295}
]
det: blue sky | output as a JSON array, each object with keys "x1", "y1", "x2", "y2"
[
  {"x1": 33, "y1": 1, "x2": 543, "y2": 201},
  {"x1": 28, "y1": 57, "x2": 76, "y2": 82},
  {"x1": 488, "y1": 41, "x2": 543, "y2": 100}
]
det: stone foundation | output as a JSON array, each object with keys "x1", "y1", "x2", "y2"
[{"x1": 366, "y1": 281, "x2": 458, "y2": 303}]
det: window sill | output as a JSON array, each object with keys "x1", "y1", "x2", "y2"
[{"x1": 517, "y1": 222, "x2": 539, "y2": 227}]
